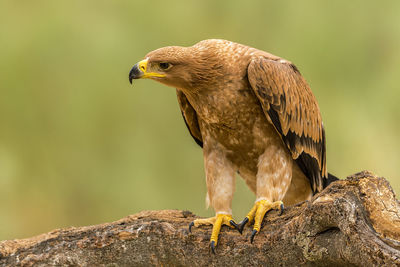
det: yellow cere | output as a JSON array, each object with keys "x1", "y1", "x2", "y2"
[{"x1": 138, "y1": 58, "x2": 166, "y2": 79}]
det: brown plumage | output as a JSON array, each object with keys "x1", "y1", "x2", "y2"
[{"x1": 129, "y1": 39, "x2": 336, "y2": 252}]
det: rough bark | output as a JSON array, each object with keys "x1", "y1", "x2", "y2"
[{"x1": 1, "y1": 171, "x2": 400, "y2": 266}]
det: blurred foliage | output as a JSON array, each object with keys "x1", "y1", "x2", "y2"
[{"x1": 0, "y1": 0, "x2": 399, "y2": 240}]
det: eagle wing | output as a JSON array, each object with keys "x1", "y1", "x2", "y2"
[
  {"x1": 176, "y1": 89, "x2": 203, "y2": 147},
  {"x1": 247, "y1": 57, "x2": 327, "y2": 193}
]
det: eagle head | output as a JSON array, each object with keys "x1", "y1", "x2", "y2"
[{"x1": 129, "y1": 43, "x2": 226, "y2": 91}]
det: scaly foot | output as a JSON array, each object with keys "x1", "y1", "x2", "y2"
[
  {"x1": 233, "y1": 199, "x2": 284, "y2": 242},
  {"x1": 189, "y1": 213, "x2": 237, "y2": 253}
]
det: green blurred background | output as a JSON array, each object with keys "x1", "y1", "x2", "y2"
[{"x1": 0, "y1": 0, "x2": 399, "y2": 241}]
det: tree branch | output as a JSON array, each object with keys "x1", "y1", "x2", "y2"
[{"x1": 1, "y1": 171, "x2": 400, "y2": 266}]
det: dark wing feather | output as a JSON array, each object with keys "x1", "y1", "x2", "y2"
[
  {"x1": 176, "y1": 89, "x2": 203, "y2": 147},
  {"x1": 247, "y1": 57, "x2": 327, "y2": 193}
]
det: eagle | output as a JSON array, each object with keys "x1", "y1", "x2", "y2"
[{"x1": 129, "y1": 39, "x2": 338, "y2": 253}]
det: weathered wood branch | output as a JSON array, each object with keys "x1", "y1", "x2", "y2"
[{"x1": 1, "y1": 171, "x2": 400, "y2": 266}]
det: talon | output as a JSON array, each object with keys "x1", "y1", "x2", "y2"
[
  {"x1": 242, "y1": 199, "x2": 284, "y2": 241},
  {"x1": 235, "y1": 217, "x2": 249, "y2": 234},
  {"x1": 189, "y1": 222, "x2": 194, "y2": 233},
  {"x1": 279, "y1": 203, "x2": 284, "y2": 215},
  {"x1": 250, "y1": 229, "x2": 258, "y2": 243},
  {"x1": 229, "y1": 219, "x2": 242, "y2": 234},
  {"x1": 229, "y1": 220, "x2": 240, "y2": 232},
  {"x1": 210, "y1": 240, "x2": 216, "y2": 254},
  {"x1": 190, "y1": 214, "x2": 235, "y2": 252}
]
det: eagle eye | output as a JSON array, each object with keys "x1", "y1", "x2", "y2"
[{"x1": 159, "y1": 62, "x2": 171, "y2": 70}]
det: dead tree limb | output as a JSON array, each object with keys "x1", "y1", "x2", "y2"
[{"x1": 1, "y1": 171, "x2": 400, "y2": 266}]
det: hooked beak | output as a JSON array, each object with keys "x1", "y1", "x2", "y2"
[
  {"x1": 129, "y1": 63, "x2": 142, "y2": 84},
  {"x1": 129, "y1": 58, "x2": 165, "y2": 84}
]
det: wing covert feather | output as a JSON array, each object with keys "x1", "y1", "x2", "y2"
[{"x1": 247, "y1": 57, "x2": 327, "y2": 192}]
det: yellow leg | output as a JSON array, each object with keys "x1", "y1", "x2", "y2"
[
  {"x1": 252, "y1": 199, "x2": 283, "y2": 232},
  {"x1": 244, "y1": 202, "x2": 259, "y2": 223},
  {"x1": 189, "y1": 214, "x2": 236, "y2": 253},
  {"x1": 236, "y1": 199, "x2": 284, "y2": 242}
]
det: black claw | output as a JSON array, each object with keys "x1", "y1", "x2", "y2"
[
  {"x1": 189, "y1": 222, "x2": 194, "y2": 233},
  {"x1": 210, "y1": 241, "x2": 216, "y2": 254},
  {"x1": 235, "y1": 217, "x2": 249, "y2": 234},
  {"x1": 229, "y1": 220, "x2": 241, "y2": 234},
  {"x1": 250, "y1": 229, "x2": 258, "y2": 243},
  {"x1": 279, "y1": 203, "x2": 284, "y2": 216}
]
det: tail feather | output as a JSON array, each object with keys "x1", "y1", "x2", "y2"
[{"x1": 324, "y1": 172, "x2": 340, "y2": 188}]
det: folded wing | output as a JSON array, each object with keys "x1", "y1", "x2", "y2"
[{"x1": 247, "y1": 57, "x2": 327, "y2": 193}]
